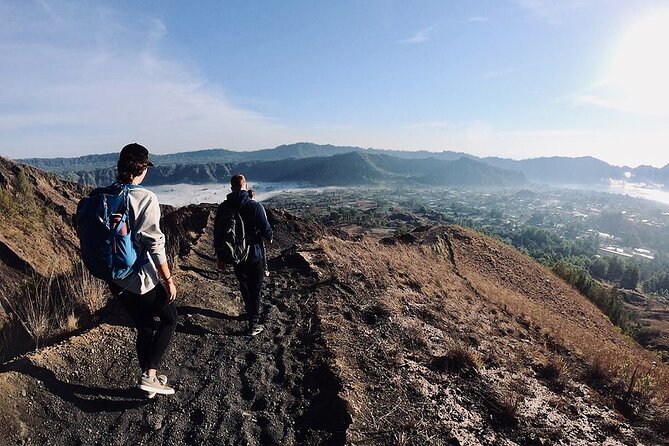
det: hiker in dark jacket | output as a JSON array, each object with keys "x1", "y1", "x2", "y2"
[
  {"x1": 214, "y1": 174, "x2": 272, "y2": 336},
  {"x1": 248, "y1": 189, "x2": 270, "y2": 276}
]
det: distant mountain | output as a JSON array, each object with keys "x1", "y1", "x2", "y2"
[
  {"x1": 483, "y1": 156, "x2": 669, "y2": 188},
  {"x1": 482, "y1": 156, "x2": 620, "y2": 185},
  {"x1": 57, "y1": 152, "x2": 527, "y2": 188},
  {"x1": 20, "y1": 143, "x2": 366, "y2": 172},
  {"x1": 19, "y1": 142, "x2": 474, "y2": 172},
  {"x1": 20, "y1": 149, "x2": 243, "y2": 172},
  {"x1": 628, "y1": 163, "x2": 669, "y2": 187},
  {"x1": 18, "y1": 142, "x2": 669, "y2": 189}
]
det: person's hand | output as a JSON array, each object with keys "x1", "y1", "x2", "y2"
[
  {"x1": 166, "y1": 279, "x2": 177, "y2": 303},
  {"x1": 217, "y1": 259, "x2": 226, "y2": 270}
]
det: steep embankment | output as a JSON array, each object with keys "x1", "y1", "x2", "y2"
[
  {"x1": 0, "y1": 158, "x2": 85, "y2": 292},
  {"x1": 314, "y1": 227, "x2": 668, "y2": 444},
  {"x1": 0, "y1": 158, "x2": 90, "y2": 360},
  {"x1": 0, "y1": 207, "x2": 667, "y2": 445}
]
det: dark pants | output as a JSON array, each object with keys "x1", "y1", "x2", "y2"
[
  {"x1": 110, "y1": 283, "x2": 178, "y2": 371},
  {"x1": 233, "y1": 259, "x2": 265, "y2": 327}
]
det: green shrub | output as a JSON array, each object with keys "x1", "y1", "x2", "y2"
[
  {"x1": 0, "y1": 188, "x2": 13, "y2": 215},
  {"x1": 552, "y1": 260, "x2": 637, "y2": 336},
  {"x1": 15, "y1": 169, "x2": 40, "y2": 219}
]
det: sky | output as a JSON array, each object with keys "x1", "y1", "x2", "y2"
[{"x1": 1, "y1": 0, "x2": 669, "y2": 167}]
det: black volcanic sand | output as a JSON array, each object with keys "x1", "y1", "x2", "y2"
[{"x1": 0, "y1": 208, "x2": 349, "y2": 446}]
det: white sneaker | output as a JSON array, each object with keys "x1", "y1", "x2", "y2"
[{"x1": 140, "y1": 374, "x2": 174, "y2": 398}]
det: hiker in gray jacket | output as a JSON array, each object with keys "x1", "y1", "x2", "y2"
[{"x1": 108, "y1": 143, "x2": 178, "y2": 398}]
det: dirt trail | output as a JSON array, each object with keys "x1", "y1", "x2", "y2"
[{"x1": 0, "y1": 208, "x2": 348, "y2": 446}]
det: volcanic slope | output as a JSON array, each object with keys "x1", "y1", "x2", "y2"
[
  {"x1": 0, "y1": 157, "x2": 85, "y2": 294},
  {"x1": 1, "y1": 207, "x2": 667, "y2": 445}
]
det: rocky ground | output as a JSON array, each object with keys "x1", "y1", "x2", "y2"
[{"x1": 0, "y1": 206, "x2": 667, "y2": 445}]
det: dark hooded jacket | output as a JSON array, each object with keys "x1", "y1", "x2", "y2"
[{"x1": 215, "y1": 190, "x2": 272, "y2": 263}]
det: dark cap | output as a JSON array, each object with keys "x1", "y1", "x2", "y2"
[{"x1": 119, "y1": 143, "x2": 154, "y2": 167}]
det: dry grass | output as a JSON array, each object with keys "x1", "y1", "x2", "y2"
[
  {"x1": 391, "y1": 431, "x2": 410, "y2": 446},
  {"x1": 57, "y1": 260, "x2": 107, "y2": 314},
  {"x1": 0, "y1": 262, "x2": 108, "y2": 357},
  {"x1": 468, "y1": 270, "x2": 669, "y2": 409},
  {"x1": 318, "y1": 236, "x2": 461, "y2": 308},
  {"x1": 361, "y1": 303, "x2": 392, "y2": 326},
  {"x1": 584, "y1": 355, "x2": 611, "y2": 387},
  {"x1": 398, "y1": 321, "x2": 430, "y2": 352},
  {"x1": 431, "y1": 345, "x2": 483, "y2": 377},
  {"x1": 0, "y1": 276, "x2": 56, "y2": 347},
  {"x1": 537, "y1": 355, "x2": 570, "y2": 388},
  {"x1": 317, "y1": 232, "x2": 669, "y2": 425},
  {"x1": 66, "y1": 313, "x2": 79, "y2": 331},
  {"x1": 481, "y1": 386, "x2": 521, "y2": 428}
]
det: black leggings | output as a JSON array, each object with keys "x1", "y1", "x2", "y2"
[
  {"x1": 110, "y1": 283, "x2": 178, "y2": 371},
  {"x1": 233, "y1": 259, "x2": 265, "y2": 326}
]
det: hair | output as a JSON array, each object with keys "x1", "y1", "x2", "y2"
[
  {"x1": 116, "y1": 158, "x2": 149, "y2": 183},
  {"x1": 231, "y1": 174, "x2": 246, "y2": 192}
]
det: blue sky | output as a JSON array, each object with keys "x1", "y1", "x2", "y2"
[{"x1": 2, "y1": 0, "x2": 669, "y2": 167}]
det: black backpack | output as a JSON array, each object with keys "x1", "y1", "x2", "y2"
[{"x1": 214, "y1": 202, "x2": 250, "y2": 265}]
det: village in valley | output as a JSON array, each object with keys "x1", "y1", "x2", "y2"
[{"x1": 264, "y1": 185, "x2": 668, "y2": 265}]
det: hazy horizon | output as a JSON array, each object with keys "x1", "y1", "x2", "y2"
[
  {"x1": 2, "y1": 1, "x2": 669, "y2": 167},
  {"x1": 9, "y1": 142, "x2": 669, "y2": 170}
]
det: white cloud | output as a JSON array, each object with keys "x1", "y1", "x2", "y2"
[
  {"x1": 397, "y1": 27, "x2": 433, "y2": 44},
  {"x1": 0, "y1": 1, "x2": 295, "y2": 158}
]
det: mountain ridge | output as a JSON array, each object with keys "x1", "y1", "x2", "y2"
[
  {"x1": 18, "y1": 142, "x2": 669, "y2": 188},
  {"x1": 51, "y1": 151, "x2": 528, "y2": 188}
]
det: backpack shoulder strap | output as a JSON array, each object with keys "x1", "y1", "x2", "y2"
[{"x1": 104, "y1": 182, "x2": 144, "y2": 194}]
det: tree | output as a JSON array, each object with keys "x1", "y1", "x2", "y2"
[
  {"x1": 607, "y1": 257, "x2": 624, "y2": 281},
  {"x1": 589, "y1": 257, "x2": 609, "y2": 279},
  {"x1": 620, "y1": 263, "x2": 640, "y2": 290}
]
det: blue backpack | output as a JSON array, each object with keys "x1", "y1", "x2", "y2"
[{"x1": 76, "y1": 183, "x2": 147, "y2": 281}]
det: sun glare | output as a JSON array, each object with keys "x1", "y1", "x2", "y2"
[{"x1": 608, "y1": 9, "x2": 669, "y2": 114}]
